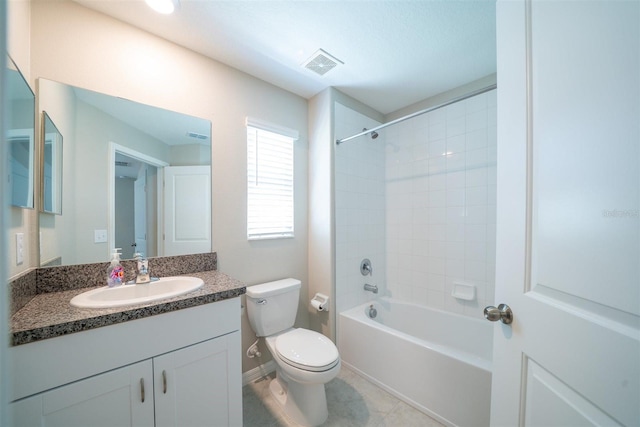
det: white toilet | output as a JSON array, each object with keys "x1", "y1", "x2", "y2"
[{"x1": 246, "y1": 278, "x2": 340, "y2": 426}]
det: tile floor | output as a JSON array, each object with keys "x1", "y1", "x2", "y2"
[{"x1": 243, "y1": 366, "x2": 445, "y2": 427}]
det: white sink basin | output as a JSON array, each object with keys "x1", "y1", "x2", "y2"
[{"x1": 70, "y1": 276, "x2": 204, "y2": 309}]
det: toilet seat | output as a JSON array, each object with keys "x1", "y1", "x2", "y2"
[{"x1": 275, "y1": 329, "x2": 339, "y2": 372}]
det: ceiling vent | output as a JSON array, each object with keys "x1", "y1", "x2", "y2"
[
  {"x1": 302, "y1": 49, "x2": 343, "y2": 76},
  {"x1": 186, "y1": 131, "x2": 208, "y2": 140},
  {"x1": 115, "y1": 161, "x2": 131, "y2": 167}
]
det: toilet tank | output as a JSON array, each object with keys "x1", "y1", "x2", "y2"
[{"x1": 246, "y1": 278, "x2": 301, "y2": 336}]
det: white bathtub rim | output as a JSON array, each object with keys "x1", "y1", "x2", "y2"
[
  {"x1": 350, "y1": 296, "x2": 488, "y2": 327},
  {"x1": 340, "y1": 300, "x2": 493, "y2": 373}
]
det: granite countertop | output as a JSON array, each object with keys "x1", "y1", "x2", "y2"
[{"x1": 11, "y1": 270, "x2": 246, "y2": 346}]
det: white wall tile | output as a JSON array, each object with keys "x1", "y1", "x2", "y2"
[
  {"x1": 446, "y1": 241, "x2": 465, "y2": 260},
  {"x1": 429, "y1": 122, "x2": 446, "y2": 141},
  {"x1": 446, "y1": 134, "x2": 466, "y2": 154},
  {"x1": 466, "y1": 148, "x2": 488, "y2": 168},
  {"x1": 466, "y1": 186, "x2": 488, "y2": 206},
  {"x1": 446, "y1": 116, "x2": 466, "y2": 137},
  {"x1": 446, "y1": 206, "x2": 466, "y2": 224},
  {"x1": 428, "y1": 190, "x2": 446, "y2": 208},
  {"x1": 466, "y1": 92, "x2": 488, "y2": 113},
  {"x1": 428, "y1": 156, "x2": 446, "y2": 174},
  {"x1": 426, "y1": 291, "x2": 445, "y2": 310},
  {"x1": 446, "y1": 101, "x2": 466, "y2": 119},
  {"x1": 466, "y1": 110, "x2": 488, "y2": 132},
  {"x1": 446, "y1": 223, "x2": 465, "y2": 242},
  {"x1": 466, "y1": 128, "x2": 488, "y2": 151},
  {"x1": 446, "y1": 171, "x2": 466, "y2": 189},
  {"x1": 427, "y1": 207, "x2": 446, "y2": 224},
  {"x1": 446, "y1": 152, "x2": 466, "y2": 171},
  {"x1": 428, "y1": 139, "x2": 446, "y2": 158},
  {"x1": 343, "y1": 89, "x2": 501, "y2": 319},
  {"x1": 429, "y1": 174, "x2": 447, "y2": 190}
]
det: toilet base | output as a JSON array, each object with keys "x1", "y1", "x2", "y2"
[{"x1": 269, "y1": 372, "x2": 329, "y2": 427}]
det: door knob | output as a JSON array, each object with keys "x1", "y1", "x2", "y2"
[{"x1": 484, "y1": 303, "x2": 513, "y2": 324}]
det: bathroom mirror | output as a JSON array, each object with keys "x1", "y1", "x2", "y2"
[
  {"x1": 38, "y1": 79, "x2": 212, "y2": 266},
  {"x1": 6, "y1": 55, "x2": 35, "y2": 209},
  {"x1": 41, "y1": 111, "x2": 63, "y2": 215}
]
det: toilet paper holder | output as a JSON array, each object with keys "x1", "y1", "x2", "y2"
[{"x1": 311, "y1": 293, "x2": 330, "y2": 312}]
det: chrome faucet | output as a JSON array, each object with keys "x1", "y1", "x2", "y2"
[
  {"x1": 364, "y1": 283, "x2": 378, "y2": 294},
  {"x1": 134, "y1": 253, "x2": 151, "y2": 284}
]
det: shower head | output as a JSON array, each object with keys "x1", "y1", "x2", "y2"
[{"x1": 363, "y1": 128, "x2": 379, "y2": 140}]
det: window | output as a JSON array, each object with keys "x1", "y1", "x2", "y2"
[{"x1": 246, "y1": 118, "x2": 298, "y2": 240}]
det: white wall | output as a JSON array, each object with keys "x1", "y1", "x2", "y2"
[
  {"x1": 27, "y1": 0, "x2": 309, "y2": 373},
  {"x1": 307, "y1": 89, "x2": 334, "y2": 339}
]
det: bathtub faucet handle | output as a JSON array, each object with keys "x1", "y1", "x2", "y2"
[{"x1": 360, "y1": 259, "x2": 373, "y2": 276}]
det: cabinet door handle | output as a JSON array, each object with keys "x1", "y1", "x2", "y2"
[
  {"x1": 162, "y1": 370, "x2": 167, "y2": 394},
  {"x1": 140, "y1": 378, "x2": 145, "y2": 403}
]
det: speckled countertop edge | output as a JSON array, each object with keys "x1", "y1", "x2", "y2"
[{"x1": 11, "y1": 270, "x2": 246, "y2": 346}]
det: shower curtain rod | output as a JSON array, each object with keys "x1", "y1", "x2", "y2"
[{"x1": 335, "y1": 83, "x2": 497, "y2": 145}]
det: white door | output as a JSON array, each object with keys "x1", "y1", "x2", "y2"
[
  {"x1": 10, "y1": 360, "x2": 154, "y2": 427},
  {"x1": 154, "y1": 332, "x2": 243, "y2": 427},
  {"x1": 163, "y1": 165, "x2": 211, "y2": 256},
  {"x1": 134, "y1": 166, "x2": 147, "y2": 256},
  {"x1": 491, "y1": 1, "x2": 640, "y2": 426}
]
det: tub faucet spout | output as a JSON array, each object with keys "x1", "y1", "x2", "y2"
[{"x1": 364, "y1": 283, "x2": 378, "y2": 294}]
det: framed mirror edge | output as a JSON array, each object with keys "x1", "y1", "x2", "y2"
[
  {"x1": 6, "y1": 53, "x2": 36, "y2": 211},
  {"x1": 40, "y1": 110, "x2": 63, "y2": 215}
]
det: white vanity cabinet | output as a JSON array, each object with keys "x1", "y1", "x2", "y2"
[
  {"x1": 11, "y1": 360, "x2": 155, "y2": 426},
  {"x1": 154, "y1": 333, "x2": 239, "y2": 427},
  {"x1": 9, "y1": 298, "x2": 242, "y2": 427}
]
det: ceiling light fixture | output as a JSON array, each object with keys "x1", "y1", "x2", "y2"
[{"x1": 145, "y1": 0, "x2": 179, "y2": 14}]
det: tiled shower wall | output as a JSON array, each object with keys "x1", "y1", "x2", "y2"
[
  {"x1": 334, "y1": 103, "x2": 386, "y2": 314},
  {"x1": 385, "y1": 90, "x2": 497, "y2": 318}
]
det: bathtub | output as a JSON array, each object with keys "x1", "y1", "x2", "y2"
[{"x1": 338, "y1": 299, "x2": 493, "y2": 427}]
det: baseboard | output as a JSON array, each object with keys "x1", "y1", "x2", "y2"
[{"x1": 242, "y1": 360, "x2": 276, "y2": 386}]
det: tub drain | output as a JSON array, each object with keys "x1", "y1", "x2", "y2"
[{"x1": 368, "y1": 304, "x2": 377, "y2": 319}]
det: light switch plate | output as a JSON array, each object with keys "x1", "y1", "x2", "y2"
[
  {"x1": 16, "y1": 233, "x2": 24, "y2": 265},
  {"x1": 94, "y1": 229, "x2": 108, "y2": 243}
]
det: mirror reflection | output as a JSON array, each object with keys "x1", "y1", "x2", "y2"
[
  {"x1": 38, "y1": 79, "x2": 212, "y2": 267},
  {"x1": 42, "y1": 111, "x2": 63, "y2": 215},
  {"x1": 6, "y1": 56, "x2": 35, "y2": 209}
]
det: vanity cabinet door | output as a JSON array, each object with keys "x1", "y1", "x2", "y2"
[
  {"x1": 154, "y1": 331, "x2": 242, "y2": 427},
  {"x1": 10, "y1": 360, "x2": 154, "y2": 427}
]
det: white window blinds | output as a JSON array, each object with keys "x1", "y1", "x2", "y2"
[{"x1": 247, "y1": 119, "x2": 297, "y2": 240}]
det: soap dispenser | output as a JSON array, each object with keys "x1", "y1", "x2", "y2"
[{"x1": 107, "y1": 248, "x2": 124, "y2": 287}]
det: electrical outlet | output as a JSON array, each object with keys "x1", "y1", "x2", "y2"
[
  {"x1": 94, "y1": 229, "x2": 108, "y2": 243},
  {"x1": 16, "y1": 233, "x2": 24, "y2": 265}
]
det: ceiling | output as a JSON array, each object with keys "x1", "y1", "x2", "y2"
[{"x1": 74, "y1": 0, "x2": 497, "y2": 115}]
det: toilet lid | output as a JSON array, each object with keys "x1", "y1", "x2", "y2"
[{"x1": 275, "y1": 329, "x2": 339, "y2": 372}]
